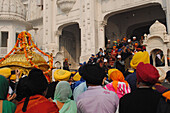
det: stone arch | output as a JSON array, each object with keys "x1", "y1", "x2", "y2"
[
  {"x1": 57, "y1": 22, "x2": 79, "y2": 33},
  {"x1": 102, "y1": 2, "x2": 163, "y2": 22},
  {"x1": 150, "y1": 49, "x2": 165, "y2": 67},
  {"x1": 55, "y1": 61, "x2": 61, "y2": 69},
  {"x1": 103, "y1": 3, "x2": 166, "y2": 40},
  {"x1": 54, "y1": 52, "x2": 64, "y2": 68},
  {"x1": 57, "y1": 22, "x2": 81, "y2": 69}
]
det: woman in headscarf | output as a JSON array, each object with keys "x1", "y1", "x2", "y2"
[
  {"x1": 53, "y1": 81, "x2": 77, "y2": 113},
  {"x1": 104, "y1": 69, "x2": 131, "y2": 99},
  {"x1": 0, "y1": 75, "x2": 16, "y2": 113}
]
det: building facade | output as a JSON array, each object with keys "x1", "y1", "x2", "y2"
[{"x1": 0, "y1": 0, "x2": 170, "y2": 69}]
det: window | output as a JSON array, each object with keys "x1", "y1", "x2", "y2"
[
  {"x1": 1, "y1": 32, "x2": 8, "y2": 47},
  {"x1": 16, "y1": 33, "x2": 19, "y2": 43}
]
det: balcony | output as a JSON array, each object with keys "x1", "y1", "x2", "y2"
[{"x1": 0, "y1": 47, "x2": 7, "y2": 58}]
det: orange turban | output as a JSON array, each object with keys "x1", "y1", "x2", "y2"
[
  {"x1": 65, "y1": 58, "x2": 68, "y2": 61},
  {"x1": 135, "y1": 43, "x2": 138, "y2": 46},
  {"x1": 108, "y1": 69, "x2": 129, "y2": 91},
  {"x1": 113, "y1": 46, "x2": 116, "y2": 49}
]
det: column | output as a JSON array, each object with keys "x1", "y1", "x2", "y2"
[
  {"x1": 166, "y1": 0, "x2": 170, "y2": 34},
  {"x1": 54, "y1": 30, "x2": 62, "y2": 54},
  {"x1": 7, "y1": 27, "x2": 15, "y2": 53},
  {"x1": 0, "y1": 30, "x2": 1, "y2": 47},
  {"x1": 75, "y1": 32, "x2": 80, "y2": 64},
  {"x1": 98, "y1": 20, "x2": 107, "y2": 50},
  {"x1": 152, "y1": 53, "x2": 156, "y2": 67},
  {"x1": 163, "y1": 48, "x2": 168, "y2": 67}
]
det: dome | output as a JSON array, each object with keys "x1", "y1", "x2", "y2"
[
  {"x1": 149, "y1": 20, "x2": 167, "y2": 35},
  {"x1": 0, "y1": 0, "x2": 26, "y2": 21}
]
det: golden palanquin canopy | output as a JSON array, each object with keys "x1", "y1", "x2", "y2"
[{"x1": 0, "y1": 31, "x2": 53, "y2": 82}]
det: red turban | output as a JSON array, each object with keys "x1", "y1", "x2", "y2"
[{"x1": 136, "y1": 62, "x2": 159, "y2": 84}]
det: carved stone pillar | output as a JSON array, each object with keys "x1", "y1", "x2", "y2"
[
  {"x1": 55, "y1": 30, "x2": 62, "y2": 53},
  {"x1": 164, "y1": 48, "x2": 168, "y2": 67},
  {"x1": 8, "y1": 27, "x2": 15, "y2": 53},
  {"x1": 98, "y1": 20, "x2": 107, "y2": 50},
  {"x1": 152, "y1": 53, "x2": 156, "y2": 67},
  {"x1": 166, "y1": 0, "x2": 170, "y2": 34}
]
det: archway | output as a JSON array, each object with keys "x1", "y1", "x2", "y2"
[
  {"x1": 104, "y1": 4, "x2": 166, "y2": 47},
  {"x1": 59, "y1": 23, "x2": 81, "y2": 69},
  {"x1": 55, "y1": 61, "x2": 61, "y2": 69},
  {"x1": 150, "y1": 49, "x2": 165, "y2": 67}
]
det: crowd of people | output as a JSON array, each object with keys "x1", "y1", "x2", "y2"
[
  {"x1": 0, "y1": 37, "x2": 170, "y2": 113},
  {"x1": 83, "y1": 36, "x2": 146, "y2": 76}
]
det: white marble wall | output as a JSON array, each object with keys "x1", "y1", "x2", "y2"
[
  {"x1": 0, "y1": 21, "x2": 26, "y2": 53},
  {"x1": 19, "y1": 0, "x2": 170, "y2": 68}
]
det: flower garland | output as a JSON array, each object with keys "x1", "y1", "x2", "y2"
[{"x1": 0, "y1": 31, "x2": 53, "y2": 75}]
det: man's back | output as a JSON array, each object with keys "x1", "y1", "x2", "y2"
[
  {"x1": 77, "y1": 86, "x2": 119, "y2": 113},
  {"x1": 119, "y1": 88, "x2": 161, "y2": 113}
]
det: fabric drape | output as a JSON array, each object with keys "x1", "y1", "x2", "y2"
[{"x1": 53, "y1": 81, "x2": 77, "y2": 113}]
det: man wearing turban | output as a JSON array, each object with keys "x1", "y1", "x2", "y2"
[
  {"x1": 126, "y1": 51, "x2": 150, "y2": 92},
  {"x1": 119, "y1": 62, "x2": 162, "y2": 113}
]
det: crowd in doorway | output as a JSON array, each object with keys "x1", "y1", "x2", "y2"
[{"x1": 0, "y1": 36, "x2": 170, "y2": 113}]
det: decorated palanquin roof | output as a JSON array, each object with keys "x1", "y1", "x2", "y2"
[
  {"x1": 0, "y1": 51, "x2": 48, "y2": 68},
  {"x1": 0, "y1": 31, "x2": 53, "y2": 75}
]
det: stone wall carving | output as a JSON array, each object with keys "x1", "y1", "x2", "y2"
[{"x1": 57, "y1": 0, "x2": 77, "y2": 13}]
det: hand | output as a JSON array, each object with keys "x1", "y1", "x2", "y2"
[
  {"x1": 15, "y1": 69, "x2": 20, "y2": 82},
  {"x1": 7, "y1": 93, "x2": 16, "y2": 101},
  {"x1": 15, "y1": 69, "x2": 20, "y2": 77}
]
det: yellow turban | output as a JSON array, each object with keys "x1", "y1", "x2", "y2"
[
  {"x1": 130, "y1": 51, "x2": 150, "y2": 69},
  {"x1": 73, "y1": 72, "x2": 81, "y2": 81},
  {"x1": 54, "y1": 69, "x2": 71, "y2": 81},
  {"x1": 0, "y1": 68, "x2": 23, "y2": 80},
  {"x1": 0, "y1": 68, "x2": 12, "y2": 78}
]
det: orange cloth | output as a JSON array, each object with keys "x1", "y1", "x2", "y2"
[
  {"x1": 109, "y1": 69, "x2": 129, "y2": 92},
  {"x1": 162, "y1": 91, "x2": 170, "y2": 102},
  {"x1": 15, "y1": 95, "x2": 59, "y2": 113}
]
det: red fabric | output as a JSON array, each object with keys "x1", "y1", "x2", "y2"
[
  {"x1": 136, "y1": 62, "x2": 159, "y2": 84},
  {"x1": 15, "y1": 95, "x2": 59, "y2": 113}
]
